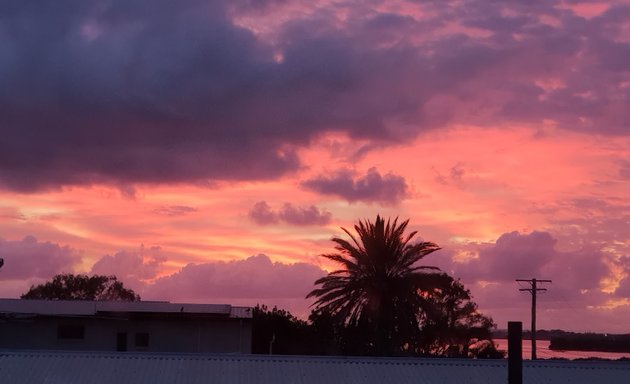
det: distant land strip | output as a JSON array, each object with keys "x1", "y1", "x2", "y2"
[{"x1": 493, "y1": 329, "x2": 630, "y2": 353}]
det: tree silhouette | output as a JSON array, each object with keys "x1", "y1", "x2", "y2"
[
  {"x1": 307, "y1": 215, "x2": 442, "y2": 355},
  {"x1": 22, "y1": 273, "x2": 140, "y2": 301},
  {"x1": 307, "y1": 216, "x2": 500, "y2": 357},
  {"x1": 252, "y1": 305, "x2": 329, "y2": 355},
  {"x1": 415, "y1": 274, "x2": 500, "y2": 357}
]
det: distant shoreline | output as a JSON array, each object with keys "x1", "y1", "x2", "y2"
[
  {"x1": 549, "y1": 335, "x2": 630, "y2": 353},
  {"x1": 492, "y1": 329, "x2": 630, "y2": 354},
  {"x1": 493, "y1": 339, "x2": 630, "y2": 360}
]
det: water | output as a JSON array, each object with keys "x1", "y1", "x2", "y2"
[{"x1": 494, "y1": 339, "x2": 630, "y2": 360}]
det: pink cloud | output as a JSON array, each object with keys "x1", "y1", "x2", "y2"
[
  {"x1": 90, "y1": 246, "x2": 167, "y2": 288},
  {"x1": 152, "y1": 205, "x2": 198, "y2": 217},
  {"x1": 143, "y1": 254, "x2": 326, "y2": 303},
  {"x1": 249, "y1": 201, "x2": 332, "y2": 226},
  {"x1": 0, "y1": 236, "x2": 81, "y2": 280}
]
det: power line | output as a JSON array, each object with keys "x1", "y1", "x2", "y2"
[{"x1": 516, "y1": 278, "x2": 551, "y2": 360}]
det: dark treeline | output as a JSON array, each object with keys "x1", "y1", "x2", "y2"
[
  {"x1": 252, "y1": 304, "x2": 504, "y2": 358},
  {"x1": 493, "y1": 329, "x2": 561, "y2": 340},
  {"x1": 21, "y1": 274, "x2": 140, "y2": 301},
  {"x1": 493, "y1": 329, "x2": 630, "y2": 354},
  {"x1": 549, "y1": 332, "x2": 630, "y2": 353}
]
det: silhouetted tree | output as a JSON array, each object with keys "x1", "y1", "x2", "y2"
[
  {"x1": 252, "y1": 305, "x2": 327, "y2": 355},
  {"x1": 307, "y1": 215, "x2": 442, "y2": 355},
  {"x1": 21, "y1": 274, "x2": 140, "y2": 301},
  {"x1": 307, "y1": 216, "x2": 501, "y2": 357},
  {"x1": 308, "y1": 307, "x2": 379, "y2": 355},
  {"x1": 415, "y1": 274, "x2": 501, "y2": 358}
]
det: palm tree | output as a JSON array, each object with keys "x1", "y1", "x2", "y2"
[{"x1": 307, "y1": 215, "x2": 442, "y2": 355}]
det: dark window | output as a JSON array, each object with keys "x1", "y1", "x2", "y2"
[
  {"x1": 57, "y1": 325, "x2": 85, "y2": 340},
  {"x1": 117, "y1": 332, "x2": 127, "y2": 352},
  {"x1": 135, "y1": 332, "x2": 149, "y2": 347}
]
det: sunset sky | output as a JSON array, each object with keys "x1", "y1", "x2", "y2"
[{"x1": 1, "y1": 0, "x2": 629, "y2": 332}]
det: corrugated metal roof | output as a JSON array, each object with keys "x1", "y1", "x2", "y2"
[
  {"x1": 0, "y1": 299, "x2": 252, "y2": 319},
  {"x1": 0, "y1": 299, "x2": 96, "y2": 316},
  {"x1": 96, "y1": 301, "x2": 232, "y2": 315},
  {"x1": 1, "y1": 351, "x2": 628, "y2": 384}
]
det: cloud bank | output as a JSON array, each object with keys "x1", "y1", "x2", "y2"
[
  {"x1": 1, "y1": 1, "x2": 628, "y2": 192},
  {"x1": 248, "y1": 201, "x2": 332, "y2": 226},
  {"x1": 0, "y1": 236, "x2": 81, "y2": 280},
  {"x1": 303, "y1": 168, "x2": 409, "y2": 204},
  {"x1": 143, "y1": 254, "x2": 326, "y2": 303},
  {"x1": 90, "y1": 246, "x2": 167, "y2": 287}
]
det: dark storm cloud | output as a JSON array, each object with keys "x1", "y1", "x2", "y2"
[
  {"x1": 0, "y1": 1, "x2": 427, "y2": 192},
  {"x1": 1, "y1": 0, "x2": 628, "y2": 191},
  {"x1": 248, "y1": 201, "x2": 332, "y2": 226},
  {"x1": 0, "y1": 1, "x2": 301, "y2": 191},
  {"x1": 302, "y1": 167, "x2": 408, "y2": 204}
]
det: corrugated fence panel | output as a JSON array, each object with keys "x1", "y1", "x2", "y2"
[{"x1": 1, "y1": 351, "x2": 630, "y2": 384}]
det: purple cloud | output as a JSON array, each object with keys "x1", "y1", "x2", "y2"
[
  {"x1": 478, "y1": 231, "x2": 557, "y2": 281},
  {"x1": 436, "y1": 230, "x2": 613, "y2": 317},
  {"x1": 444, "y1": 231, "x2": 610, "y2": 290},
  {"x1": 143, "y1": 254, "x2": 325, "y2": 301},
  {"x1": 248, "y1": 201, "x2": 279, "y2": 225},
  {"x1": 0, "y1": 236, "x2": 81, "y2": 280},
  {"x1": 612, "y1": 257, "x2": 630, "y2": 298},
  {"x1": 249, "y1": 201, "x2": 331, "y2": 226},
  {"x1": 431, "y1": 229, "x2": 616, "y2": 330},
  {"x1": 279, "y1": 203, "x2": 332, "y2": 226},
  {"x1": 302, "y1": 168, "x2": 408, "y2": 204}
]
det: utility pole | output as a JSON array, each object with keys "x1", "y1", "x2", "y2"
[{"x1": 516, "y1": 278, "x2": 551, "y2": 360}]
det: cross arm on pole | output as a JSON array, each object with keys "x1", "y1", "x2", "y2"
[{"x1": 516, "y1": 278, "x2": 552, "y2": 360}]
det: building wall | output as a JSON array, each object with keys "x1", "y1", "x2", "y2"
[{"x1": 0, "y1": 315, "x2": 252, "y2": 353}]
